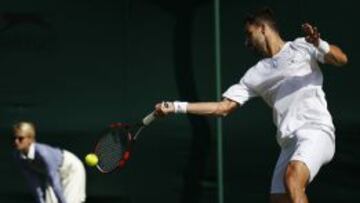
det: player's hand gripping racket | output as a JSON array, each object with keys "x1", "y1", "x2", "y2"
[{"x1": 94, "y1": 111, "x2": 157, "y2": 173}]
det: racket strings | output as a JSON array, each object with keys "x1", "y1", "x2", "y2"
[{"x1": 95, "y1": 129, "x2": 129, "y2": 172}]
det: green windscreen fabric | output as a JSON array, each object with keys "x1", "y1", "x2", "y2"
[{"x1": 0, "y1": 0, "x2": 358, "y2": 202}]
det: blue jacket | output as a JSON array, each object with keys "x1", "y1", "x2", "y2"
[{"x1": 14, "y1": 142, "x2": 67, "y2": 203}]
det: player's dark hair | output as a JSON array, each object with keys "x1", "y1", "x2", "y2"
[{"x1": 244, "y1": 7, "x2": 279, "y2": 33}]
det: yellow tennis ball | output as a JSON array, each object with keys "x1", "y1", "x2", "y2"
[{"x1": 85, "y1": 153, "x2": 98, "y2": 167}]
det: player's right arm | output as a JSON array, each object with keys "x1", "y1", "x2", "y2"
[
  {"x1": 302, "y1": 23, "x2": 348, "y2": 66},
  {"x1": 155, "y1": 98, "x2": 239, "y2": 117},
  {"x1": 156, "y1": 67, "x2": 257, "y2": 117}
]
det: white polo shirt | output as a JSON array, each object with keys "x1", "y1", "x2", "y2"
[{"x1": 223, "y1": 38, "x2": 335, "y2": 146}]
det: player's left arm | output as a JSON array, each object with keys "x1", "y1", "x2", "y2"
[
  {"x1": 323, "y1": 45, "x2": 348, "y2": 66},
  {"x1": 302, "y1": 23, "x2": 348, "y2": 67}
]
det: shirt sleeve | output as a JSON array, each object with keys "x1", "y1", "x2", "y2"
[{"x1": 222, "y1": 75, "x2": 258, "y2": 105}]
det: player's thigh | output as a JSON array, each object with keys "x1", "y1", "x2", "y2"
[
  {"x1": 290, "y1": 128, "x2": 335, "y2": 182},
  {"x1": 270, "y1": 144, "x2": 295, "y2": 194},
  {"x1": 271, "y1": 127, "x2": 334, "y2": 194}
]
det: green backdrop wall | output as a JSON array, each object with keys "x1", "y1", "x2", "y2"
[{"x1": 0, "y1": 0, "x2": 358, "y2": 202}]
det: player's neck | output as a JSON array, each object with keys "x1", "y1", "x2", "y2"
[{"x1": 266, "y1": 34, "x2": 285, "y2": 57}]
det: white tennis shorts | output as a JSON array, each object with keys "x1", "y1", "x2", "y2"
[
  {"x1": 270, "y1": 126, "x2": 335, "y2": 194},
  {"x1": 45, "y1": 150, "x2": 86, "y2": 203}
]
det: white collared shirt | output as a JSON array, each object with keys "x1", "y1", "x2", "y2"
[
  {"x1": 20, "y1": 143, "x2": 35, "y2": 160},
  {"x1": 223, "y1": 38, "x2": 334, "y2": 146}
]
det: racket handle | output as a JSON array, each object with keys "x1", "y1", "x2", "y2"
[{"x1": 142, "y1": 111, "x2": 156, "y2": 126}]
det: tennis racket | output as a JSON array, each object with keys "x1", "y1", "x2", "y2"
[{"x1": 94, "y1": 111, "x2": 157, "y2": 173}]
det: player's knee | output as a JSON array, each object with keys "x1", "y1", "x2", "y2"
[
  {"x1": 284, "y1": 169, "x2": 298, "y2": 193},
  {"x1": 284, "y1": 162, "x2": 308, "y2": 193}
]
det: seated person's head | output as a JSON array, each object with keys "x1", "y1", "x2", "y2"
[{"x1": 13, "y1": 121, "x2": 36, "y2": 153}]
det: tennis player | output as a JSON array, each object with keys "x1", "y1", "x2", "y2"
[
  {"x1": 13, "y1": 121, "x2": 86, "y2": 203},
  {"x1": 155, "y1": 7, "x2": 347, "y2": 203}
]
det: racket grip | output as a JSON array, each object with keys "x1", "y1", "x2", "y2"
[{"x1": 142, "y1": 111, "x2": 156, "y2": 126}]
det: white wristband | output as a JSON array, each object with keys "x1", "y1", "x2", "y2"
[
  {"x1": 317, "y1": 39, "x2": 330, "y2": 54},
  {"x1": 173, "y1": 101, "x2": 188, "y2": 114}
]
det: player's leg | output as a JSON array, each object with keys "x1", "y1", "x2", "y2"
[
  {"x1": 284, "y1": 160, "x2": 309, "y2": 203},
  {"x1": 284, "y1": 127, "x2": 335, "y2": 203},
  {"x1": 270, "y1": 127, "x2": 334, "y2": 203},
  {"x1": 271, "y1": 160, "x2": 309, "y2": 203},
  {"x1": 270, "y1": 143, "x2": 294, "y2": 203}
]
